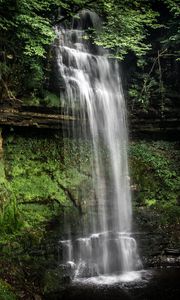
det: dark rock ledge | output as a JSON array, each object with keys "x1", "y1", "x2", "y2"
[{"x1": 0, "y1": 105, "x2": 180, "y2": 138}]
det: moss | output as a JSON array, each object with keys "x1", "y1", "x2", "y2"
[
  {"x1": 22, "y1": 91, "x2": 61, "y2": 107},
  {"x1": 0, "y1": 279, "x2": 17, "y2": 300},
  {"x1": 0, "y1": 134, "x2": 179, "y2": 297},
  {"x1": 0, "y1": 134, "x2": 93, "y2": 238},
  {"x1": 43, "y1": 267, "x2": 70, "y2": 295},
  {"x1": 22, "y1": 96, "x2": 41, "y2": 106},
  {"x1": 1, "y1": 134, "x2": 179, "y2": 235},
  {"x1": 129, "y1": 141, "x2": 180, "y2": 224},
  {"x1": 42, "y1": 91, "x2": 60, "y2": 107},
  {"x1": 0, "y1": 133, "x2": 93, "y2": 298}
]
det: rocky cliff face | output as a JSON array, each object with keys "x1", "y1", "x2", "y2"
[{"x1": 0, "y1": 104, "x2": 180, "y2": 140}]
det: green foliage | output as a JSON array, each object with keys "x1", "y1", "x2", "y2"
[
  {"x1": 162, "y1": 0, "x2": 180, "y2": 59},
  {"x1": 129, "y1": 141, "x2": 180, "y2": 223},
  {"x1": 0, "y1": 0, "x2": 90, "y2": 99},
  {"x1": 145, "y1": 198, "x2": 157, "y2": 207},
  {"x1": 128, "y1": 75, "x2": 160, "y2": 109},
  {"x1": 23, "y1": 96, "x2": 41, "y2": 106},
  {"x1": 0, "y1": 0, "x2": 179, "y2": 109},
  {"x1": 21, "y1": 91, "x2": 62, "y2": 107},
  {"x1": 0, "y1": 0, "x2": 55, "y2": 97},
  {"x1": 0, "y1": 134, "x2": 92, "y2": 236},
  {"x1": 94, "y1": 0, "x2": 160, "y2": 59},
  {"x1": 0, "y1": 160, "x2": 18, "y2": 234},
  {"x1": 127, "y1": 0, "x2": 180, "y2": 110},
  {"x1": 25, "y1": 61, "x2": 44, "y2": 91},
  {"x1": 43, "y1": 91, "x2": 60, "y2": 107},
  {"x1": 0, "y1": 279, "x2": 16, "y2": 300}
]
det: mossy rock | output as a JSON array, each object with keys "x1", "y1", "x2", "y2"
[
  {"x1": 0, "y1": 279, "x2": 17, "y2": 300},
  {"x1": 43, "y1": 266, "x2": 72, "y2": 295}
]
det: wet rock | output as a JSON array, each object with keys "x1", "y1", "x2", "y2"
[
  {"x1": 43, "y1": 266, "x2": 71, "y2": 296},
  {"x1": 165, "y1": 248, "x2": 180, "y2": 256},
  {"x1": 75, "y1": 262, "x2": 99, "y2": 278},
  {"x1": 34, "y1": 294, "x2": 42, "y2": 300}
]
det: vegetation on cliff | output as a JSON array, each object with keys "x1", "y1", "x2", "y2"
[
  {"x1": 0, "y1": 132, "x2": 179, "y2": 297},
  {"x1": 0, "y1": 0, "x2": 179, "y2": 111},
  {"x1": 0, "y1": 134, "x2": 179, "y2": 238}
]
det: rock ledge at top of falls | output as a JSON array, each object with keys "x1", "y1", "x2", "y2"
[{"x1": 0, "y1": 104, "x2": 180, "y2": 138}]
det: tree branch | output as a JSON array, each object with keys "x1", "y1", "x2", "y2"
[
  {"x1": 139, "y1": 49, "x2": 167, "y2": 99},
  {"x1": 0, "y1": 78, "x2": 22, "y2": 103}
]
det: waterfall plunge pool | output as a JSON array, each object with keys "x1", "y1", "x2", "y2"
[
  {"x1": 44, "y1": 268, "x2": 180, "y2": 300},
  {"x1": 73, "y1": 270, "x2": 145, "y2": 284}
]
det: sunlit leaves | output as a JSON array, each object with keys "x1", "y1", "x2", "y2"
[
  {"x1": 161, "y1": 0, "x2": 180, "y2": 60},
  {"x1": 94, "y1": 0, "x2": 159, "y2": 59}
]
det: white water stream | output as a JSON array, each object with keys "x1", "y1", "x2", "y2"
[{"x1": 55, "y1": 10, "x2": 141, "y2": 280}]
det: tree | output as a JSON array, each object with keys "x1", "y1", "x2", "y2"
[
  {"x1": 0, "y1": 0, "x2": 90, "y2": 101},
  {"x1": 0, "y1": 0, "x2": 179, "y2": 111},
  {"x1": 93, "y1": 0, "x2": 160, "y2": 59},
  {"x1": 126, "y1": 0, "x2": 180, "y2": 110}
]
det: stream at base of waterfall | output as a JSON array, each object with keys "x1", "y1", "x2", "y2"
[{"x1": 55, "y1": 10, "x2": 142, "y2": 281}]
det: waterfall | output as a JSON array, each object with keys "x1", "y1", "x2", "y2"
[{"x1": 55, "y1": 10, "x2": 141, "y2": 279}]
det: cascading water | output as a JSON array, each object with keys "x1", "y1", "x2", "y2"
[{"x1": 55, "y1": 10, "x2": 141, "y2": 280}]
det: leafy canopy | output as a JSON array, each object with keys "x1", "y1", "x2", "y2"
[{"x1": 93, "y1": 0, "x2": 160, "y2": 59}]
